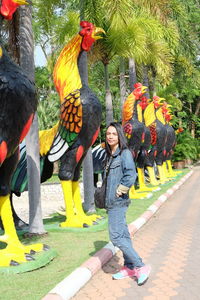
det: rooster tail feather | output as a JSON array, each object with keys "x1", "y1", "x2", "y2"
[
  {"x1": 92, "y1": 143, "x2": 106, "y2": 174},
  {"x1": 11, "y1": 143, "x2": 28, "y2": 193},
  {"x1": 48, "y1": 132, "x2": 69, "y2": 162},
  {"x1": 11, "y1": 141, "x2": 54, "y2": 194}
]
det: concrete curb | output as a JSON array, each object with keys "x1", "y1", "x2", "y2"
[{"x1": 42, "y1": 170, "x2": 193, "y2": 300}]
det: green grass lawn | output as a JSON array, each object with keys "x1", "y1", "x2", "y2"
[
  {"x1": 45, "y1": 173, "x2": 59, "y2": 184},
  {"x1": 0, "y1": 169, "x2": 189, "y2": 300}
]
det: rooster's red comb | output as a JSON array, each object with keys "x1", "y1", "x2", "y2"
[
  {"x1": 133, "y1": 82, "x2": 143, "y2": 89},
  {"x1": 80, "y1": 21, "x2": 94, "y2": 30}
]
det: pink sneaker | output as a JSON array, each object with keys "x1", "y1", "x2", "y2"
[
  {"x1": 112, "y1": 266, "x2": 136, "y2": 280},
  {"x1": 135, "y1": 264, "x2": 151, "y2": 285}
]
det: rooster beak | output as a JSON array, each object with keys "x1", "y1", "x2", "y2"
[
  {"x1": 92, "y1": 27, "x2": 105, "y2": 40},
  {"x1": 158, "y1": 99, "x2": 164, "y2": 105},
  {"x1": 13, "y1": 0, "x2": 32, "y2": 5},
  {"x1": 0, "y1": 47, "x2": 2, "y2": 58},
  {"x1": 141, "y1": 85, "x2": 148, "y2": 93}
]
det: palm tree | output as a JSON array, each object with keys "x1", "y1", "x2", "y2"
[
  {"x1": 79, "y1": 0, "x2": 96, "y2": 213},
  {"x1": 85, "y1": 0, "x2": 149, "y2": 124},
  {"x1": 19, "y1": 5, "x2": 45, "y2": 234}
]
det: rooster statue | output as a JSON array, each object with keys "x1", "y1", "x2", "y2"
[
  {"x1": 136, "y1": 96, "x2": 160, "y2": 191},
  {"x1": 42, "y1": 22, "x2": 104, "y2": 228},
  {"x1": 0, "y1": 0, "x2": 47, "y2": 268},
  {"x1": 137, "y1": 96, "x2": 160, "y2": 186},
  {"x1": 161, "y1": 102, "x2": 177, "y2": 177},
  {"x1": 146, "y1": 95, "x2": 168, "y2": 184},
  {"x1": 11, "y1": 21, "x2": 104, "y2": 229},
  {"x1": 122, "y1": 82, "x2": 152, "y2": 199}
]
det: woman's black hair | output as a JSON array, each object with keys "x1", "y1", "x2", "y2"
[{"x1": 105, "y1": 122, "x2": 128, "y2": 156}]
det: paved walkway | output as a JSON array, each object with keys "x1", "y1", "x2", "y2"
[{"x1": 69, "y1": 164, "x2": 200, "y2": 300}]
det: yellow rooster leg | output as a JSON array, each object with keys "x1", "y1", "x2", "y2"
[
  {"x1": 60, "y1": 180, "x2": 87, "y2": 228},
  {"x1": 163, "y1": 161, "x2": 175, "y2": 178},
  {"x1": 157, "y1": 165, "x2": 168, "y2": 184},
  {"x1": 0, "y1": 195, "x2": 44, "y2": 267},
  {"x1": 167, "y1": 160, "x2": 181, "y2": 176},
  {"x1": 72, "y1": 181, "x2": 100, "y2": 224},
  {"x1": 129, "y1": 185, "x2": 152, "y2": 199},
  {"x1": 147, "y1": 166, "x2": 160, "y2": 186},
  {"x1": 136, "y1": 168, "x2": 160, "y2": 192}
]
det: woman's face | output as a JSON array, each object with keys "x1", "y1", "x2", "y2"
[{"x1": 106, "y1": 126, "x2": 119, "y2": 149}]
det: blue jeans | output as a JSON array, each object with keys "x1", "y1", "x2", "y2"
[{"x1": 108, "y1": 206, "x2": 144, "y2": 269}]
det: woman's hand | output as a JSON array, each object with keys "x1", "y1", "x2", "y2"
[
  {"x1": 116, "y1": 188, "x2": 123, "y2": 197},
  {"x1": 116, "y1": 184, "x2": 129, "y2": 197}
]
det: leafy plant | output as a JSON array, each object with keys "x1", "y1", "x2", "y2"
[{"x1": 172, "y1": 130, "x2": 199, "y2": 162}]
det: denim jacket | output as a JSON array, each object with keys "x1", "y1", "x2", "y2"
[{"x1": 104, "y1": 147, "x2": 136, "y2": 209}]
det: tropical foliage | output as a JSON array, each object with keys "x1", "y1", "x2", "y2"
[{"x1": 33, "y1": 0, "x2": 200, "y2": 160}]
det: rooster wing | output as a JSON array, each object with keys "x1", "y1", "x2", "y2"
[{"x1": 48, "y1": 89, "x2": 82, "y2": 162}]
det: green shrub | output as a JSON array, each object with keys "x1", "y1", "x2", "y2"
[{"x1": 172, "y1": 131, "x2": 199, "y2": 162}]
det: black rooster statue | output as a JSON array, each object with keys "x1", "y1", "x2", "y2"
[
  {"x1": 161, "y1": 102, "x2": 177, "y2": 177},
  {"x1": 146, "y1": 96, "x2": 168, "y2": 184},
  {"x1": 136, "y1": 96, "x2": 160, "y2": 191},
  {"x1": 0, "y1": 0, "x2": 48, "y2": 268},
  {"x1": 122, "y1": 83, "x2": 152, "y2": 199},
  {"x1": 11, "y1": 21, "x2": 104, "y2": 228}
]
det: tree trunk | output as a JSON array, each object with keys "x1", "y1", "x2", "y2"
[
  {"x1": 19, "y1": 6, "x2": 45, "y2": 234},
  {"x1": 119, "y1": 57, "x2": 127, "y2": 117},
  {"x1": 149, "y1": 66, "x2": 157, "y2": 96},
  {"x1": 82, "y1": 149, "x2": 96, "y2": 213},
  {"x1": 104, "y1": 63, "x2": 113, "y2": 126},
  {"x1": 128, "y1": 58, "x2": 137, "y2": 91},
  {"x1": 142, "y1": 65, "x2": 150, "y2": 99},
  {"x1": 7, "y1": 14, "x2": 20, "y2": 64},
  {"x1": 78, "y1": 47, "x2": 96, "y2": 213},
  {"x1": 191, "y1": 99, "x2": 200, "y2": 138}
]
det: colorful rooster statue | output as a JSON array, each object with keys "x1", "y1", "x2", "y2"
[
  {"x1": 0, "y1": 0, "x2": 48, "y2": 268},
  {"x1": 147, "y1": 95, "x2": 168, "y2": 184},
  {"x1": 122, "y1": 83, "x2": 146, "y2": 159},
  {"x1": 136, "y1": 96, "x2": 160, "y2": 191},
  {"x1": 11, "y1": 22, "x2": 104, "y2": 229},
  {"x1": 44, "y1": 21, "x2": 104, "y2": 228},
  {"x1": 161, "y1": 102, "x2": 177, "y2": 177},
  {"x1": 138, "y1": 96, "x2": 160, "y2": 186},
  {"x1": 122, "y1": 82, "x2": 153, "y2": 199}
]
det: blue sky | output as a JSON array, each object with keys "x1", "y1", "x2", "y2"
[{"x1": 34, "y1": 45, "x2": 47, "y2": 66}]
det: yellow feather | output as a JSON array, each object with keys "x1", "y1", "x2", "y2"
[
  {"x1": 137, "y1": 104, "x2": 143, "y2": 123},
  {"x1": 39, "y1": 123, "x2": 59, "y2": 156},
  {"x1": 122, "y1": 93, "x2": 135, "y2": 123},
  {"x1": 53, "y1": 35, "x2": 82, "y2": 103},
  {"x1": 156, "y1": 108, "x2": 166, "y2": 124},
  {"x1": 144, "y1": 103, "x2": 156, "y2": 127}
]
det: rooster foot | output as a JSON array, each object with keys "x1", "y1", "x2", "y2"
[
  {"x1": 137, "y1": 186, "x2": 160, "y2": 192},
  {"x1": 60, "y1": 215, "x2": 90, "y2": 228},
  {"x1": 0, "y1": 250, "x2": 29, "y2": 267},
  {"x1": 78, "y1": 213, "x2": 101, "y2": 224},
  {"x1": 129, "y1": 188, "x2": 151, "y2": 199},
  {"x1": 88, "y1": 214, "x2": 104, "y2": 221},
  {"x1": 149, "y1": 180, "x2": 160, "y2": 186},
  {"x1": 0, "y1": 241, "x2": 48, "y2": 267}
]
